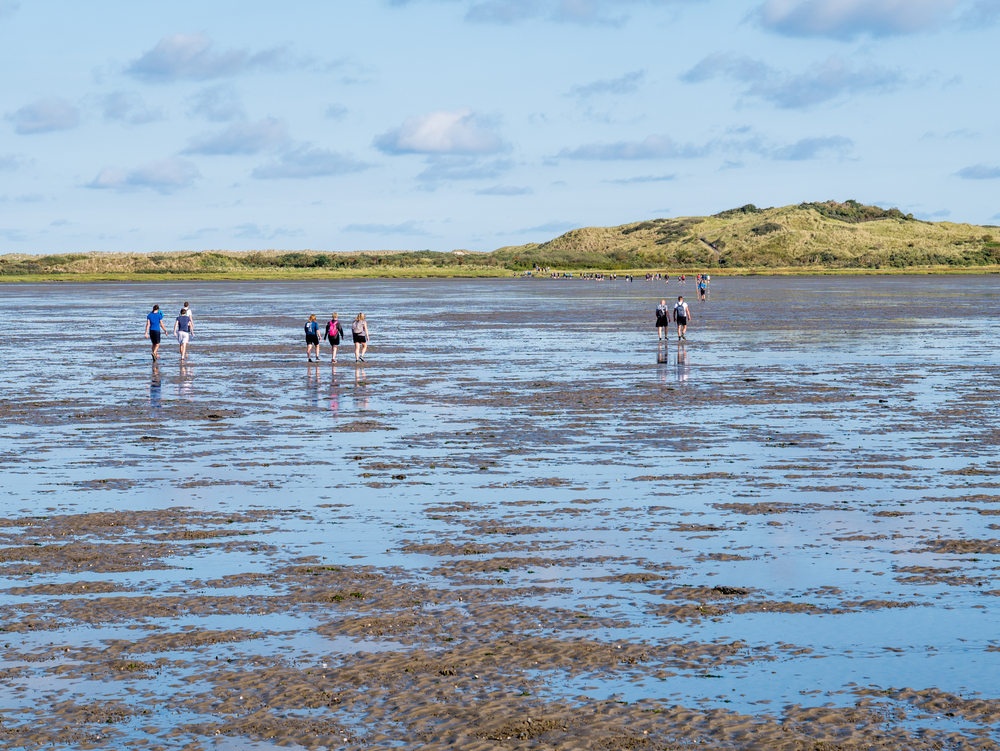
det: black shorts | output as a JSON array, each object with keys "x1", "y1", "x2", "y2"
[
  {"x1": 149, "y1": 330, "x2": 161, "y2": 345},
  {"x1": 353, "y1": 334, "x2": 367, "y2": 344},
  {"x1": 306, "y1": 334, "x2": 319, "y2": 345},
  {"x1": 656, "y1": 316, "x2": 669, "y2": 328},
  {"x1": 676, "y1": 316, "x2": 688, "y2": 326},
  {"x1": 329, "y1": 337, "x2": 341, "y2": 347}
]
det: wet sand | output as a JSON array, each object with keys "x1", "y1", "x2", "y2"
[{"x1": 0, "y1": 275, "x2": 999, "y2": 749}]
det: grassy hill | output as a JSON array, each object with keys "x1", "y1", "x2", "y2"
[
  {"x1": 2, "y1": 201, "x2": 998, "y2": 280},
  {"x1": 494, "y1": 200, "x2": 1000, "y2": 271}
]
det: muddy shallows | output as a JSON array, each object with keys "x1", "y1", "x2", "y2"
[{"x1": 1, "y1": 276, "x2": 999, "y2": 749}]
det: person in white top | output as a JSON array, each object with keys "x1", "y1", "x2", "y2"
[{"x1": 673, "y1": 296, "x2": 691, "y2": 341}]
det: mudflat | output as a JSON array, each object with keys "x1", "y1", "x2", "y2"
[{"x1": 1, "y1": 275, "x2": 998, "y2": 750}]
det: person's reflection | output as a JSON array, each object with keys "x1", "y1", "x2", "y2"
[
  {"x1": 675, "y1": 343, "x2": 690, "y2": 384},
  {"x1": 657, "y1": 341, "x2": 669, "y2": 365},
  {"x1": 177, "y1": 362, "x2": 193, "y2": 399},
  {"x1": 306, "y1": 362, "x2": 319, "y2": 408},
  {"x1": 148, "y1": 363, "x2": 162, "y2": 408},
  {"x1": 354, "y1": 368, "x2": 369, "y2": 410},
  {"x1": 328, "y1": 366, "x2": 340, "y2": 417}
]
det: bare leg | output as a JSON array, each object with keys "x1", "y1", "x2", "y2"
[
  {"x1": 331, "y1": 345, "x2": 338, "y2": 362},
  {"x1": 354, "y1": 341, "x2": 361, "y2": 361},
  {"x1": 361, "y1": 340, "x2": 368, "y2": 359}
]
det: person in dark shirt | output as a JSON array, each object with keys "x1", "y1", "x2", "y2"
[
  {"x1": 173, "y1": 308, "x2": 193, "y2": 360},
  {"x1": 144, "y1": 305, "x2": 166, "y2": 361},
  {"x1": 304, "y1": 314, "x2": 320, "y2": 362}
]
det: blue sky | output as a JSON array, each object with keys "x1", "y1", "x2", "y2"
[{"x1": 1, "y1": 0, "x2": 998, "y2": 254}]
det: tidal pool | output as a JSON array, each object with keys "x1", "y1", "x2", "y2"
[{"x1": 0, "y1": 275, "x2": 998, "y2": 750}]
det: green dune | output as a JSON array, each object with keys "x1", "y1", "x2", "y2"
[{"x1": 2, "y1": 201, "x2": 998, "y2": 280}]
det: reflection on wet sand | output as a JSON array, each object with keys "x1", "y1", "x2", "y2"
[
  {"x1": 148, "y1": 363, "x2": 161, "y2": 408},
  {"x1": 676, "y1": 343, "x2": 689, "y2": 383},
  {"x1": 328, "y1": 367, "x2": 340, "y2": 416},
  {"x1": 305, "y1": 363, "x2": 320, "y2": 408},
  {"x1": 354, "y1": 367, "x2": 369, "y2": 410},
  {"x1": 176, "y1": 362, "x2": 193, "y2": 399}
]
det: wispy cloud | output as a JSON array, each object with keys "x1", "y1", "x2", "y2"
[
  {"x1": 509, "y1": 220, "x2": 581, "y2": 235},
  {"x1": 0, "y1": 1, "x2": 19, "y2": 21},
  {"x1": 0, "y1": 228, "x2": 28, "y2": 242},
  {"x1": 374, "y1": 108, "x2": 505, "y2": 155},
  {"x1": 126, "y1": 33, "x2": 291, "y2": 83},
  {"x1": 754, "y1": 0, "x2": 958, "y2": 39},
  {"x1": 681, "y1": 54, "x2": 903, "y2": 109},
  {"x1": 324, "y1": 103, "x2": 348, "y2": 120},
  {"x1": 0, "y1": 193, "x2": 44, "y2": 202},
  {"x1": 567, "y1": 70, "x2": 645, "y2": 97},
  {"x1": 955, "y1": 164, "x2": 1000, "y2": 179},
  {"x1": 602, "y1": 173, "x2": 677, "y2": 184},
  {"x1": 556, "y1": 134, "x2": 706, "y2": 160},
  {"x1": 6, "y1": 97, "x2": 79, "y2": 134},
  {"x1": 182, "y1": 118, "x2": 289, "y2": 155},
  {"x1": 187, "y1": 85, "x2": 246, "y2": 122},
  {"x1": 343, "y1": 220, "x2": 429, "y2": 235},
  {"x1": 771, "y1": 135, "x2": 853, "y2": 160},
  {"x1": 0, "y1": 153, "x2": 23, "y2": 171},
  {"x1": 100, "y1": 91, "x2": 164, "y2": 125},
  {"x1": 960, "y1": 0, "x2": 1000, "y2": 27},
  {"x1": 233, "y1": 223, "x2": 305, "y2": 240},
  {"x1": 416, "y1": 155, "x2": 514, "y2": 182},
  {"x1": 251, "y1": 144, "x2": 371, "y2": 179},
  {"x1": 475, "y1": 184, "x2": 533, "y2": 195},
  {"x1": 87, "y1": 158, "x2": 201, "y2": 194}
]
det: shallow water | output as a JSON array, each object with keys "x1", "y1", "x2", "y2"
[{"x1": 1, "y1": 275, "x2": 999, "y2": 749}]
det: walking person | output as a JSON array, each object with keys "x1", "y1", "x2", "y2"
[
  {"x1": 673, "y1": 296, "x2": 691, "y2": 340},
  {"x1": 655, "y1": 299, "x2": 670, "y2": 341},
  {"x1": 144, "y1": 304, "x2": 166, "y2": 361},
  {"x1": 351, "y1": 313, "x2": 369, "y2": 363},
  {"x1": 698, "y1": 276, "x2": 707, "y2": 300},
  {"x1": 304, "y1": 314, "x2": 320, "y2": 362},
  {"x1": 173, "y1": 307, "x2": 194, "y2": 359},
  {"x1": 324, "y1": 313, "x2": 344, "y2": 363}
]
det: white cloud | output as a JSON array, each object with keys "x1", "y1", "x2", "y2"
[
  {"x1": 100, "y1": 91, "x2": 164, "y2": 125},
  {"x1": 681, "y1": 54, "x2": 903, "y2": 109},
  {"x1": 556, "y1": 134, "x2": 706, "y2": 160},
  {"x1": 567, "y1": 70, "x2": 645, "y2": 97},
  {"x1": 187, "y1": 85, "x2": 247, "y2": 122},
  {"x1": 126, "y1": 33, "x2": 289, "y2": 83},
  {"x1": 87, "y1": 158, "x2": 201, "y2": 194},
  {"x1": 771, "y1": 135, "x2": 853, "y2": 159},
  {"x1": 182, "y1": 118, "x2": 289, "y2": 155},
  {"x1": 374, "y1": 108, "x2": 505, "y2": 155},
  {"x1": 755, "y1": 0, "x2": 958, "y2": 39},
  {"x1": 6, "y1": 97, "x2": 79, "y2": 134},
  {"x1": 955, "y1": 165, "x2": 1000, "y2": 179},
  {"x1": 602, "y1": 173, "x2": 678, "y2": 184},
  {"x1": 251, "y1": 144, "x2": 371, "y2": 179}
]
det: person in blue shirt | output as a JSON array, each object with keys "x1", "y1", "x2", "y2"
[
  {"x1": 144, "y1": 304, "x2": 166, "y2": 361},
  {"x1": 304, "y1": 314, "x2": 320, "y2": 362}
]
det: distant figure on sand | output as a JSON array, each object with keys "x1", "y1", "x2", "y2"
[
  {"x1": 173, "y1": 307, "x2": 193, "y2": 359},
  {"x1": 351, "y1": 313, "x2": 369, "y2": 363},
  {"x1": 144, "y1": 304, "x2": 166, "y2": 361},
  {"x1": 655, "y1": 299, "x2": 669, "y2": 341},
  {"x1": 673, "y1": 296, "x2": 691, "y2": 341},
  {"x1": 304, "y1": 314, "x2": 320, "y2": 362},
  {"x1": 698, "y1": 277, "x2": 707, "y2": 300},
  {"x1": 324, "y1": 313, "x2": 344, "y2": 363}
]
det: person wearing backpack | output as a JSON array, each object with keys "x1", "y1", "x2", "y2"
[
  {"x1": 673, "y1": 296, "x2": 691, "y2": 341},
  {"x1": 324, "y1": 313, "x2": 344, "y2": 363},
  {"x1": 655, "y1": 299, "x2": 669, "y2": 341},
  {"x1": 351, "y1": 313, "x2": 369, "y2": 363},
  {"x1": 304, "y1": 314, "x2": 320, "y2": 362}
]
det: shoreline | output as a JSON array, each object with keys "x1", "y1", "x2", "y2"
[{"x1": 2, "y1": 264, "x2": 999, "y2": 283}]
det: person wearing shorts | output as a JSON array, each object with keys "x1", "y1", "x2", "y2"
[
  {"x1": 655, "y1": 299, "x2": 669, "y2": 341},
  {"x1": 144, "y1": 304, "x2": 166, "y2": 361},
  {"x1": 673, "y1": 296, "x2": 691, "y2": 340},
  {"x1": 351, "y1": 313, "x2": 369, "y2": 363},
  {"x1": 173, "y1": 308, "x2": 193, "y2": 359},
  {"x1": 304, "y1": 314, "x2": 320, "y2": 362},
  {"x1": 324, "y1": 313, "x2": 343, "y2": 363}
]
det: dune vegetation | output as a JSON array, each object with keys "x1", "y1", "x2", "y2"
[{"x1": 2, "y1": 201, "x2": 998, "y2": 280}]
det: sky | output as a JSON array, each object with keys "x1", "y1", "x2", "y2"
[{"x1": 1, "y1": 0, "x2": 998, "y2": 255}]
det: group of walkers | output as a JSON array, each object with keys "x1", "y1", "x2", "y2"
[
  {"x1": 656, "y1": 296, "x2": 692, "y2": 341},
  {"x1": 305, "y1": 313, "x2": 370, "y2": 363},
  {"x1": 144, "y1": 303, "x2": 194, "y2": 361},
  {"x1": 143, "y1": 304, "x2": 371, "y2": 364}
]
